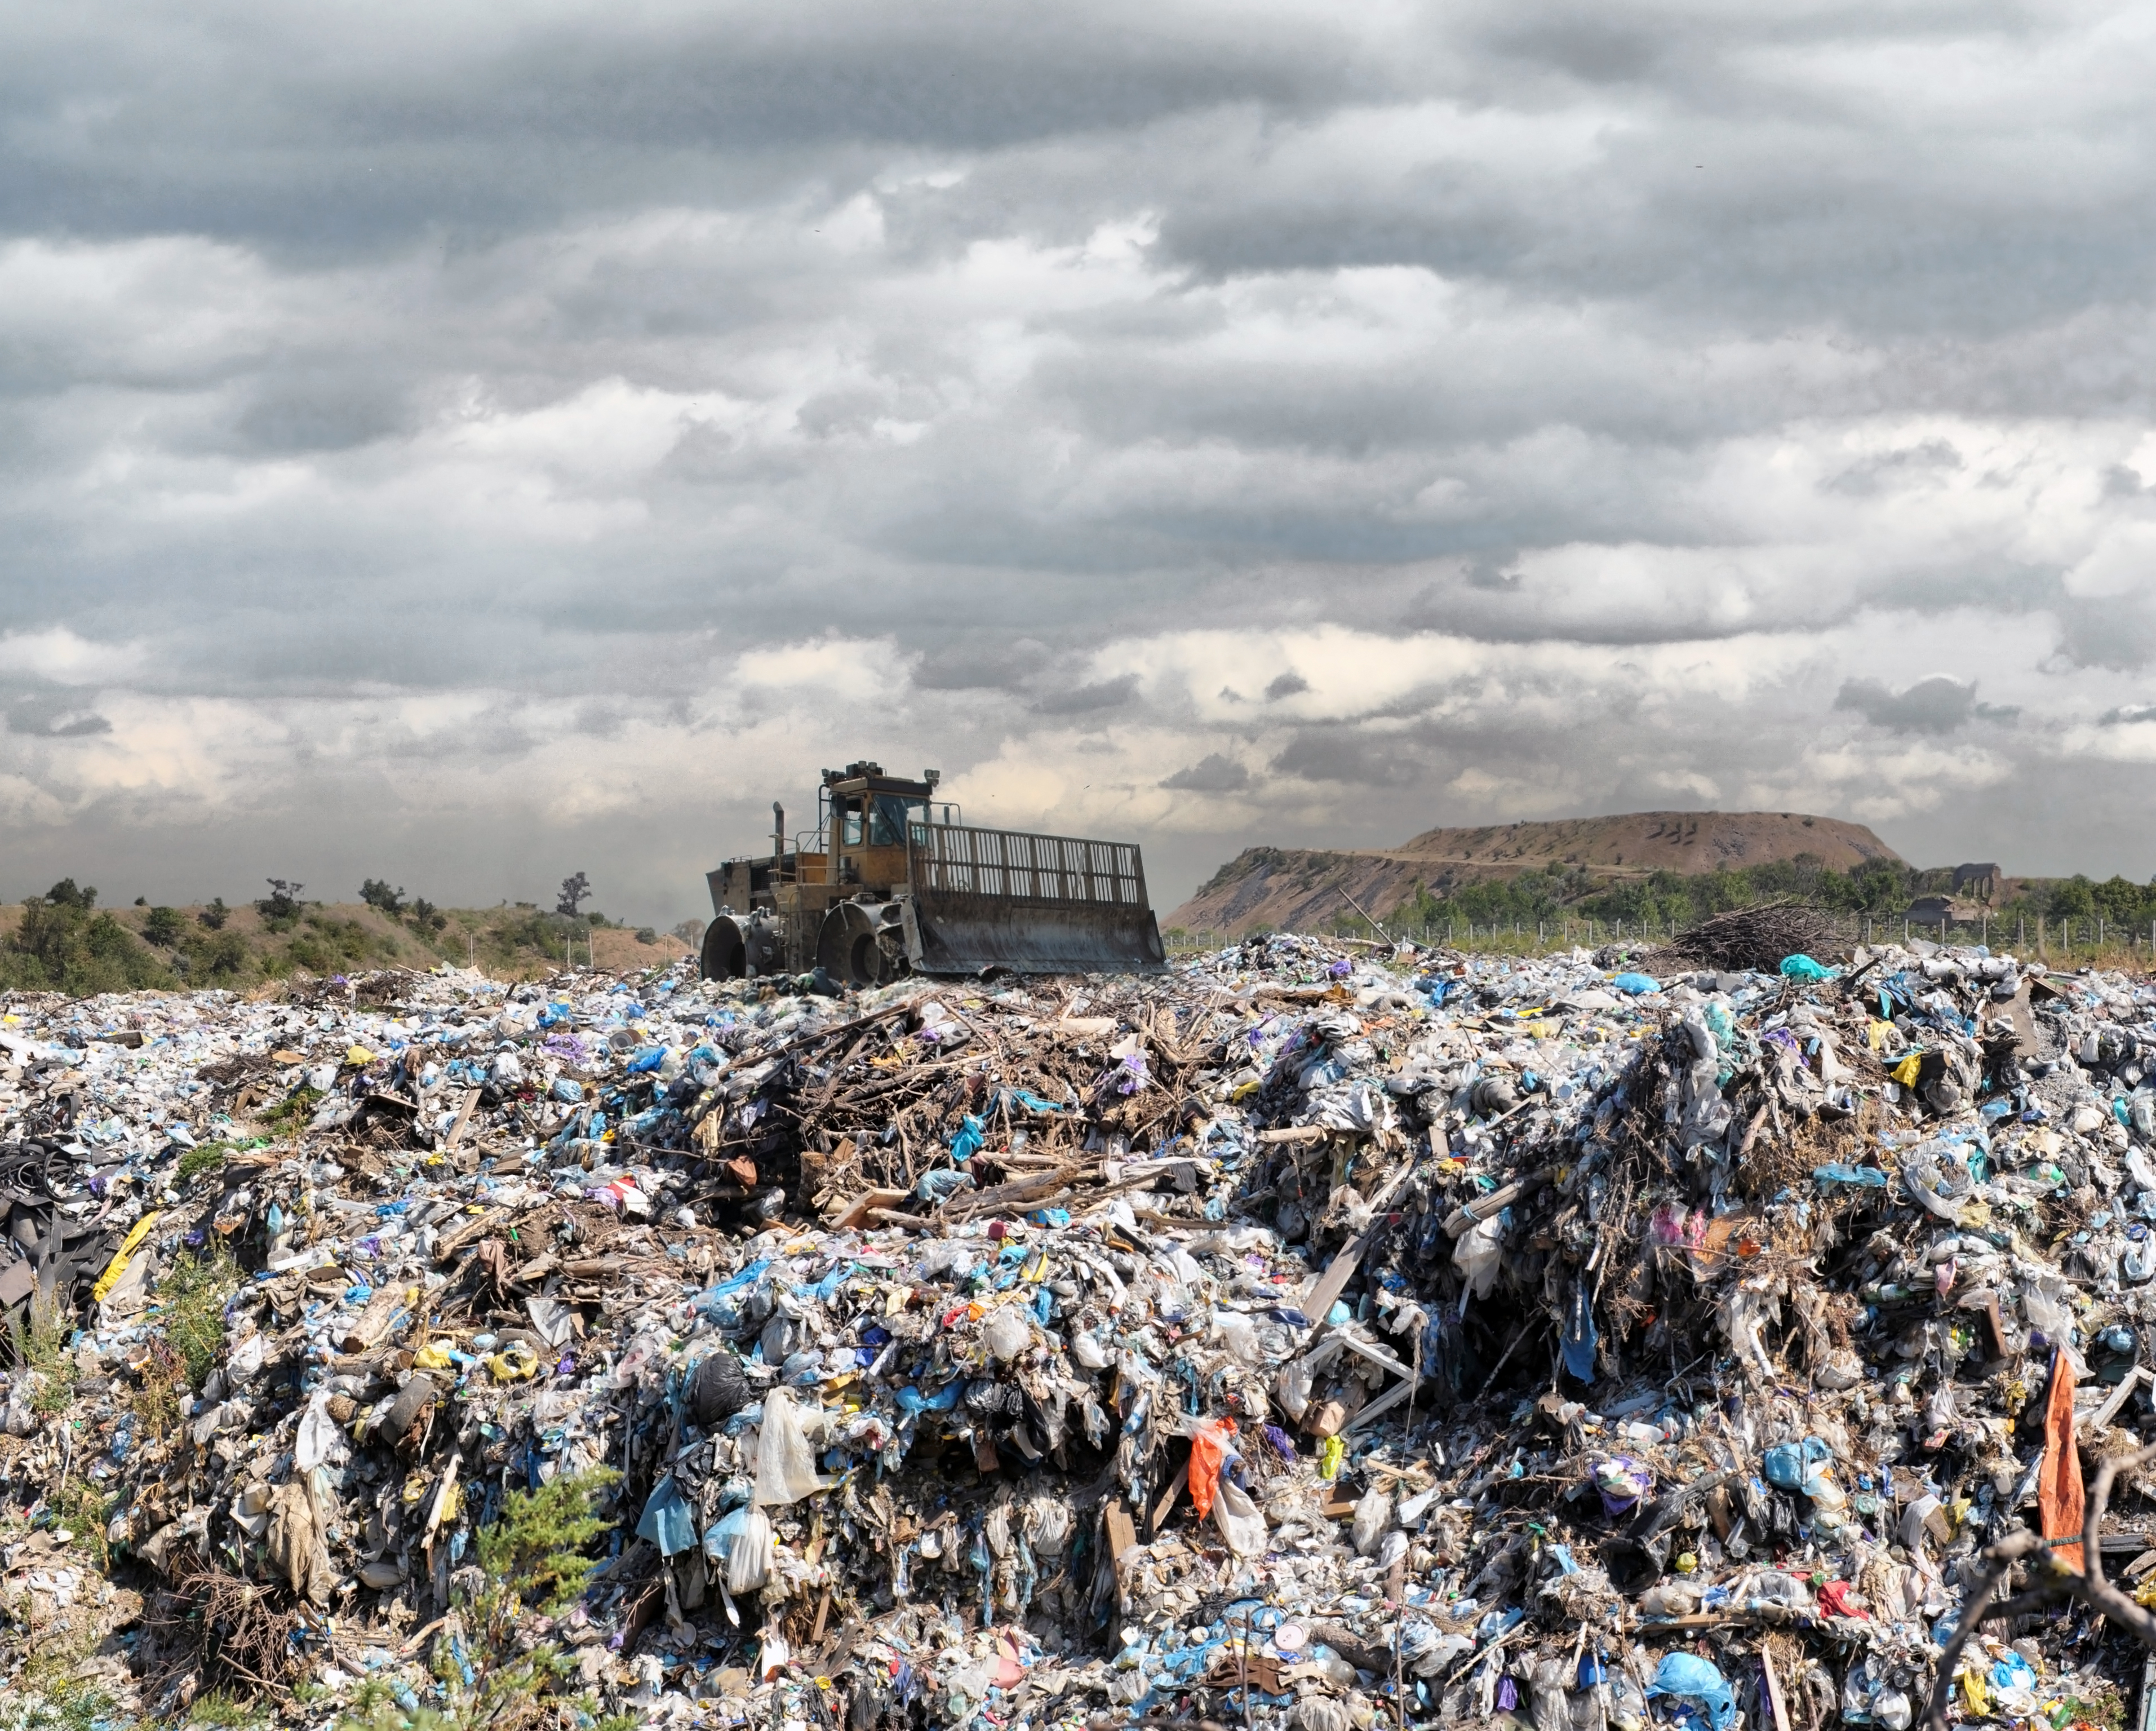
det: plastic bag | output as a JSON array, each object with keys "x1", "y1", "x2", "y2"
[
  {"x1": 1780, "y1": 954, "x2": 1835, "y2": 980},
  {"x1": 1453, "y1": 1215, "x2": 1505, "y2": 1299},
  {"x1": 983, "y1": 1308, "x2": 1031, "y2": 1363},
  {"x1": 1275, "y1": 1359, "x2": 1313, "y2": 1421},
  {"x1": 1351, "y1": 1483, "x2": 1392, "y2": 1556},
  {"x1": 2022, "y1": 1277, "x2": 2074, "y2": 1349},
  {"x1": 1213, "y1": 1477, "x2": 1267, "y2": 1556},
  {"x1": 1188, "y1": 1417, "x2": 1236, "y2": 1519},
  {"x1": 754, "y1": 1388, "x2": 827, "y2": 1506},
  {"x1": 727, "y1": 1504, "x2": 773, "y2": 1592},
  {"x1": 1215, "y1": 1312, "x2": 1260, "y2": 1362},
  {"x1": 1646, "y1": 1652, "x2": 1734, "y2": 1731}
]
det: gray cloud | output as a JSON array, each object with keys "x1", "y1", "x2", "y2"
[
  {"x1": 7, "y1": 700, "x2": 112, "y2": 738},
  {"x1": 1160, "y1": 752, "x2": 1250, "y2": 793},
  {"x1": 8, "y1": 1, "x2": 2156, "y2": 920},
  {"x1": 1833, "y1": 676, "x2": 1978, "y2": 734},
  {"x1": 1033, "y1": 675, "x2": 1142, "y2": 715}
]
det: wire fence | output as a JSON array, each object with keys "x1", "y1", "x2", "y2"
[{"x1": 1168, "y1": 911, "x2": 2156, "y2": 968}]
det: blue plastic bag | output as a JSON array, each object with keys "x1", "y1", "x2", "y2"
[
  {"x1": 1647, "y1": 1653, "x2": 1735, "y2": 1731},
  {"x1": 1612, "y1": 973, "x2": 1660, "y2": 995},
  {"x1": 950, "y1": 1114, "x2": 986, "y2": 1162},
  {"x1": 1779, "y1": 954, "x2": 1836, "y2": 980},
  {"x1": 636, "y1": 1473, "x2": 697, "y2": 1556},
  {"x1": 1561, "y1": 1284, "x2": 1598, "y2": 1383},
  {"x1": 1813, "y1": 1163, "x2": 1888, "y2": 1188},
  {"x1": 1763, "y1": 1435, "x2": 1833, "y2": 1495}
]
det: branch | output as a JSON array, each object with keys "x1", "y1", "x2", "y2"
[
  {"x1": 2075, "y1": 1442, "x2": 2156, "y2": 1643},
  {"x1": 1919, "y1": 1529, "x2": 2050, "y2": 1731},
  {"x1": 1921, "y1": 1444, "x2": 2156, "y2": 1731}
]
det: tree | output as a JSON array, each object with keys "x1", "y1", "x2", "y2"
[
  {"x1": 44, "y1": 878, "x2": 95, "y2": 910},
  {"x1": 258, "y1": 879, "x2": 304, "y2": 922},
  {"x1": 2, "y1": 888, "x2": 171, "y2": 994},
  {"x1": 142, "y1": 906, "x2": 186, "y2": 946},
  {"x1": 2047, "y1": 875, "x2": 2096, "y2": 920},
  {"x1": 556, "y1": 871, "x2": 591, "y2": 917},
  {"x1": 197, "y1": 897, "x2": 229, "y2": 931},
  {"x1": 359, "y1": 878, "x2": 405, "y2": 915},
  {"x1": 409, "y1": 897, "x2": 447, "y2": 932}
]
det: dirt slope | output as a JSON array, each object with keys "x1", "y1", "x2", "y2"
[{"x1": 1166, "y1": 809, "x2": 1901, "y2": 937}]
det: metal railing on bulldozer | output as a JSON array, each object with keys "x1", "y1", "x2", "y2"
[{"x1": 907, "y1": 823, "x2": 1150, "y2": 909}]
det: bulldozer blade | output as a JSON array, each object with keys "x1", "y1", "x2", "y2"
[{"x1": 902, "y1": 892, "x2": 1165, "y2": 976}]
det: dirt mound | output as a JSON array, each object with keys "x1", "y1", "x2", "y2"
[{"x1": 1168, "y1": 809, "x2": 1900, "y2": 937}]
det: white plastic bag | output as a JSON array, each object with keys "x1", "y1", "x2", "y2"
[
  {"x1": 726, "y1": 1504, "x2": 772, "y2": 1593},
  {"x1": 1274, "y1": 1360, "x2": 1312, "y2": 1422},
  {"x1": 1351, "y1": 1484, "x2": 1392, "y2": 1556},
  {"x1": 1215, "y1": 1312, "x2": 1260, "y2": 1362},
  {"x1": 1212, "y1": 1478, "x2": 1268, "y2": 1557},
  {"x1": 1453, "y1": 1216, "x2": 1504, "y2": 1299},
  {"x1": 754, "y1": 1388, "x2": 827, "y2": 1506},
  {"x1": 984, "y1": 1308, "x2": 1032, "y2": 1363}
]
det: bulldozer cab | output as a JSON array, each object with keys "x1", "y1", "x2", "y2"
[
  {"x1": 819, "y1": 765, "x2": 959, "y2": 891},
  {"x1": 702, "y1": 759, "x2": 1166, "y2": 985}
]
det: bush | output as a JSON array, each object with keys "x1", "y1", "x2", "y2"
[
  {"x1": 198, "y1": 897, "x2": 229, "y2": 931},
  {"x1": 256, "y1": 879, "x2": 303, "y2": 926},
  {"x1": 0, "y1": 887, "x2": 175, "y2": 995},
  {"x1": 359, "y1": 879, "x2": 405, "y2": 915},
  {"x1": 190, "y1": 929, "x2": 251, "y2": 985},
  {"x1": 143, "y1": 905, "x2": 187, "y2": 946},
  {"x1": 635, "y1": 927, "x2": 657, "y2": 945},
  {"x1": 409, "y1": 896, "x2": 447, "y2": 933},
  {"x1": 158, "y1": 1243, "x2": 241, "y2": 1389},
  {"x1": 475, "y1": 1467, "x2": 620, "y2": 1613}
]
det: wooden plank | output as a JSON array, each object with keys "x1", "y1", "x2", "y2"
[
  {"x1": 1343, "y1": 1377, "x2": 1418, "y2": 1433},
  {"x1": 1105, "y1": 1507, "x2": 1139, "y2": 1570},
  {"x1": 1151, "y1": 1463, "x2": 1190, "y2": 1536},
  {"x1": 833, "y1": 1189, "x2": 907, "y2": 1230},
  {"x1": 441, "y1": 1087, "x2": 482, "y2": 1151},
  {"x1": 1760, "y1": 1645, "x2": 1791, "y2": 1731},
  {"x1": 1298, "y1": 1160, "x2": 1427, "y2": 1325}
]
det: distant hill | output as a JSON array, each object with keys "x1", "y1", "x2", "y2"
[
  {"x1": 0, "y1": 898, "x2": 691, "y2": 994},
  {"x1": 1166, "y1": 809, "x2": 1902, "y2": 938}
]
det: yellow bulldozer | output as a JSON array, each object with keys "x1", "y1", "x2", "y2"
[{"x1": 700, "y1": 760, "x2": 1168, "y2": 985}]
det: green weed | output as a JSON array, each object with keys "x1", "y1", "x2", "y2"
[
  {"x1": 474, "y1": 1467, "x2": 620, "y2": 1614},
  {"x1": 156, "y1": 1245, "x2": 241, "y2": 1390}
]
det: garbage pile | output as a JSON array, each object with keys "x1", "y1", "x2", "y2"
[{"x1": 3, "y1": 925, "x2": 2156, "y2": 1731}]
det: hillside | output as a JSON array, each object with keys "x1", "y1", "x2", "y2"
[
  {"x1": 1167, "y1": 809, "x2": 1902, "y2": 938},
  {"x1": 0, "y1": 896, "x2": 691, "y2": 994}
]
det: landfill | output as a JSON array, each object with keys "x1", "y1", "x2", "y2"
[{"x1": 5, "y1": 922, "x2": 2156, "y2": 1731}]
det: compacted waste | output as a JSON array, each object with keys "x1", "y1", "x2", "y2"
[{"x1": 3, "y1": 922, "x2": 2156, "y2": 1731}]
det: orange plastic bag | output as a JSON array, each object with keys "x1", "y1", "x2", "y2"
[
  {"x1": 2040, "y1": 1347, "x2": 2085, "y2": 1572},
  {"x1": 1188, "y1": 1416, "x2": 1237, "y2": 1520}
]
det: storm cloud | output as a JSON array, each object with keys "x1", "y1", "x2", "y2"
[{"x1": 7, "y1": 0, "x2": 2156, "y2": 920}]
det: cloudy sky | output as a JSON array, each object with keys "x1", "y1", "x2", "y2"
[{"x1": 7, "y1": 0, "x2": 2156, "y2": 923}]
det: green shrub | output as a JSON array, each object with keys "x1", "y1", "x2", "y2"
[
  {"x1": 143, "y1": 906, "x2": 187, "y2": 946},
  {"x1": 360, "y1": 879, "x2": 406, "y2": 915},
  {"x1": 0, "y1": 886, "x2": 174, "y2": 995},
  {"x1": 157, "y1": 1243, "x2": 241, "y2": 1389},
  {"x1": 474, "y1": 1467, "x2": 621, "y2": 1614}
]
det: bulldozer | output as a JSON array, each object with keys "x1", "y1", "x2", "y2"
[{"x1": 700, "y1": 760, "x2": 1167, "y2": 985}]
